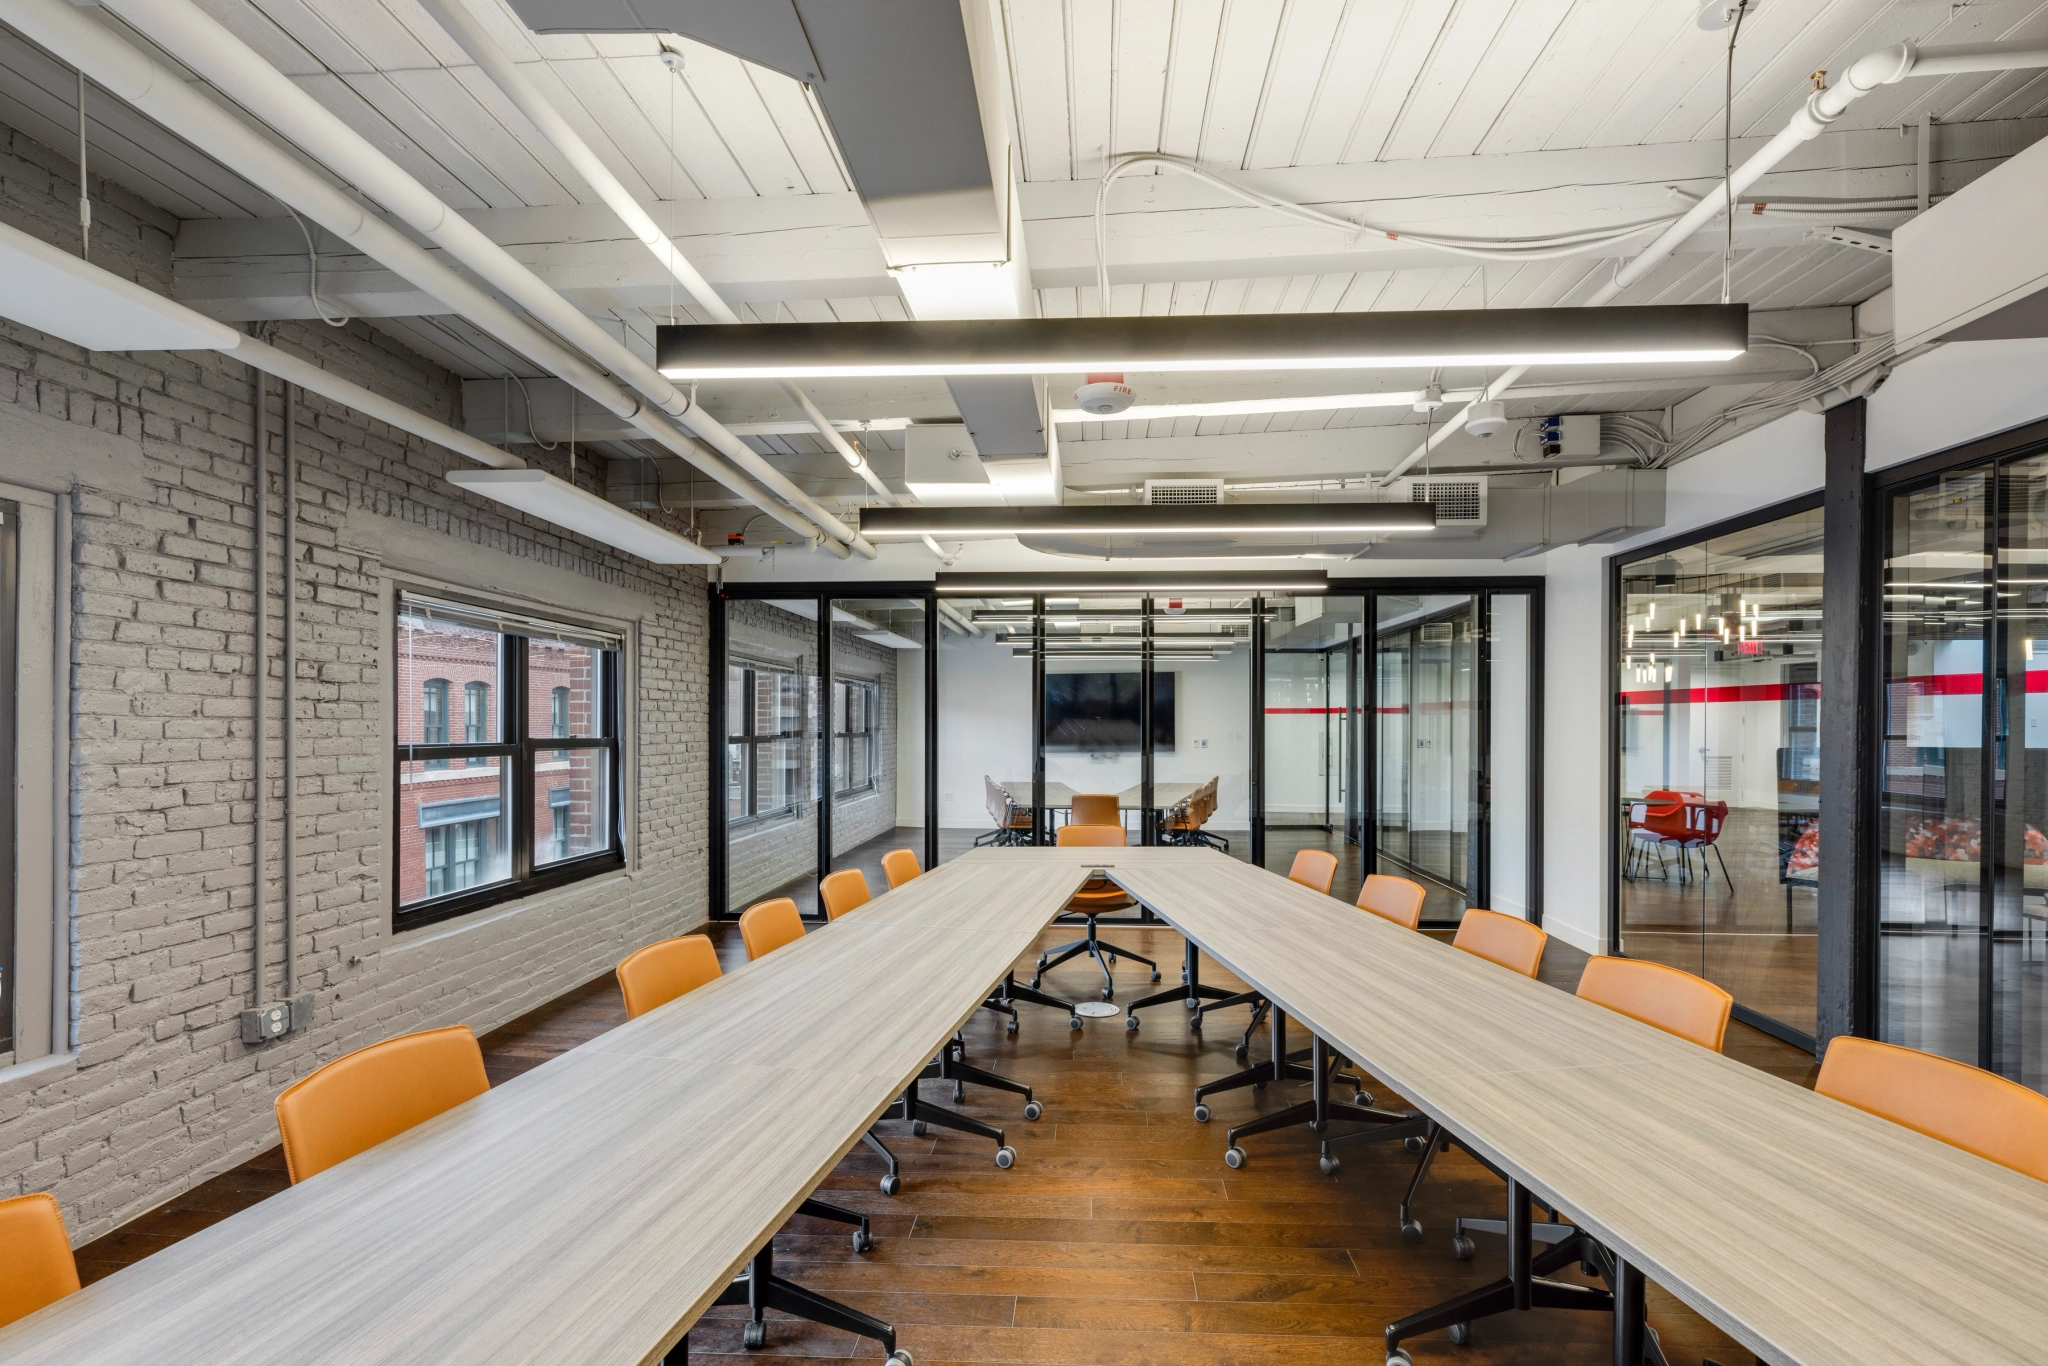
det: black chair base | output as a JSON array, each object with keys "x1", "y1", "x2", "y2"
[
  {"x1": 1202, "y1": 1017, "x2": 1426, "y2": 1168},
  {"x1": 717, "y1": 1240, "x2": 910, "y2": 1362},
  {"x1": 1125, "y1": 940, "x2": 1241, "y2": 1032},
  {"x1": 886, "y1": 1076, "x2": 1016, "y2": 1169},
  {"x1": 989, "y1": 971, "x2": 1082, "y2": 1032},
  {"x1": 1034, "y1": 912, "x2": 1159, "y2": 1000},
  {"x1": 1384, "y1": 1177, "x2": 1659, "y2": 1366}
]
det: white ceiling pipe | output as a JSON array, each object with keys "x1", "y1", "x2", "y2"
[
  {"x1": 0, "y1": 0, "x2": 839, "y2": 552},
  {"x1": 413, "y1": 0, "x2": 903, "y2": 551},
  {"x1": 94, "y1": 0, "x2": 873, "y2": 559},
  {"x1": 1378, "y1": 39, "x2": 2048, "y2": 489}
]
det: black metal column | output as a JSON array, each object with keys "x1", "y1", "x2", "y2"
[
  {"x1": 708, "y1": 584, "x2": 728, "y2": 918},
  {"x1": 1250, "y1": 597, "x2": 1267, "y2": 867},
  {"x1": 1031, "y1": 598, "x2": 1046, "y2": 845},
  {"x1": 1140, "y1": 596, "x2": 1155, "y2": 845},
  {"x1": 1818, "y1": 397, "x2": 1876, "y2": 1049},
  {"x1": 817, "y1": 593, "x2": 832, "y2": 899},
  {"x1": 925, "y1": 590, "x2": 939, "y2": 871},
  {"x1": 1475, "y1": 590, "x2": 1494, "y2": 912}
]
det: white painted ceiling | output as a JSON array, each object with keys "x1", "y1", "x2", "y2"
[{"x1": 2, "y1": 0, "x2": 2045, "y2": 488}]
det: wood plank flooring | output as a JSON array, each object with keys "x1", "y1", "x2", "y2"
[{"x1": 76, "y1": 921, "x2": 1809, "y2": 1365}]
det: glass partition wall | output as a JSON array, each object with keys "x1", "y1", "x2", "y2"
[
  {"x1": 713, "y1": 581, "x2": 1538, "y2": 930},
  {"x1": 1613, "y1": 504, "x2": 1823, "y2": 1046},
  {"x1": 1878, "y1": 454, "x2": 2048, "y2": 1090}
]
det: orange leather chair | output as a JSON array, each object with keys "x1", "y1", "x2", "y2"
[
  {"x1": 1032, "y1": 823, "x2": 1160, "y2": 1001},
  {"x1": 881, "y1": 848, "x2": 921, "y2": 888},
  {"x1": 274, "y1": 1025, "x2": 488, "y2": 1184},
  {"x1": 1817, "y1": 1037, "x2": 2048, "y2": 1182},
  {"x1": 0, "y1": 1192, "x2": 79, "y2": 1331},
  {"x1": 1289, "y1": 848, "x2": 1340, "y2": 895},
  {"x1": 617, "y1": 934, "x2": 721, "y2": 1019},
  {"x1": 820, "y1": 868, "x2": 872, "y2": 920},
  {"x1": 739, "y1": 897, "x2": 804, "y2": 960},
  {"x1": 1358, "y1": 873, "x2": 1427, "y2": 930},
  {"x1": 1070, "y1": 791, "x2": 1121, "y2": 827}
]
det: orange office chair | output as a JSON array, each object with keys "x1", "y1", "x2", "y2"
[
  {"x1": 612, "y1": 935, "x2": 900, "y2": 1365},
  {"x1": 881, "y1": 848, "x2": 922, "y2": 889},
  {"x1": 1358, "y1": 873, "x2": 1427, "y2": 929},
  {"x1": 1388, "y1": 910, "x2": 1551, "y2": 1241},
  {"x1": 1387, "y1": 951, "x2": 1726, "y2": 1366},
  {"x1": 1070, "y1": 791, "x2": 1121, "y2": 828},
  {"x1": 1032, "y1": 822, "x2": 1160, "y2": 1000},
  {"x1": 819, "y1": 868, "x2": 872, "y2": 920},
  {"x1": 1289, "y1": 848, "x2": 1340, "y2": 894},
  {"x1": 0, "y1": 1192, "x2": 79, "y2": 1331},
  {"x1": 274, "y1": 1025, "x2": 488, "y2": 1184},
  {"x1": 1817, "y1": 1036, "x2": 2048, "y2": 1182},
  {"x1": 743, "y1": 897, "x2": 1028, "y2": 1168}
]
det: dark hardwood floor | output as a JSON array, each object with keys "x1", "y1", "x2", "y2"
[{"x1": 76, "y1": 919, "x2": 1805, "y2": 1365}]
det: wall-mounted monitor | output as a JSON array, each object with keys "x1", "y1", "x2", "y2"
[{"x1": 1045, "y1": 672, "x2": 1175, "y2": 752}]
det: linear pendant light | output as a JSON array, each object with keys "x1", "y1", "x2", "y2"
[
  {"x1": 937, "y1": 570, "x2": 1330, "y2": 596},
  {"x1": 656, "y1": 306, "x2": 1747, "y2": 380},
  {"x1": 863, "y1": 502, "x2": 1436, "y2": 538},
  {"x1": 447, "y1": 470, "x2": 719, "y2": 564}
]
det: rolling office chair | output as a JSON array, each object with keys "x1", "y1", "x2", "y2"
[
  {"x1": 884, "y1": 849, "x2": 1080, "y2": 1035},
  {"x1": 819, "y1": 869, "x2": 871, "y2": 919},
  {"x1": 273, "y1": 1024, "x2": 490, "y2": 1184},
  {"x1": 1817, "y1": 1036, "x2": 2048, "y2": 1181},
  {"x1": 1384, "y1": 909, "x2": 1549, "y2": 1242},
  {"x1": 615, "y1": 934, "x2": 909, "y2": 1363},
  {"x1": 1214, "y1": 873, "x2": 1436, "y2": 1171},
  {"x1": 1185, "y1": 851, "x2": 1353, "y2": 1153},
  {"x1": 1032, "y1": 819, "x2": 1161, "y2": 1000},
  {"x1": 739, "y1": 897, "x2": 1022, "y2": 1170},
  {"x1": 974, "y1": 775, "x2": 1033, "y2": 846},
  {"x1": 1385, "y1": 955, "x2": 1731, "y2": 1366},
  {"x1": 0, "y1": 1193, "x2": 80, "y2": 1332}
]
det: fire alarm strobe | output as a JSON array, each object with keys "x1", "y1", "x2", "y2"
[{"x1": 1073, "y1": 373, "x2": 1135, "y2": 415}]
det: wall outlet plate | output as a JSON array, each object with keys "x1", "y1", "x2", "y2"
[{"x1": 240, "y1": 993, "x2": 315, "y2": 1045}]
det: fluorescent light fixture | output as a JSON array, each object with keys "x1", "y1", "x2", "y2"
[
  {"x1": 938, "y1": 571, "x2": 1329, "y2": 596},
  {"x1": 864, "y1": 503, "x2": 1436, "y2": 539},
  {"x1": 446, "y1": 470, "x2": 719, "y2": 565},
  {"x1": 1053, "y1": 390, "x2": 1430, "y2": 423},
  {"x1": 857, "y1": 630, "x2": 923, "y2": 650},
  {"x1": 656, "y1": 306, "x2": 1747, "y2": 380},
  {"x1": 0, "y1": 217, "x2": 240, "y2": 352}
]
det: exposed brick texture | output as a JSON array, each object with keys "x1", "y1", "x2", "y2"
[{"x1": 0, "y1": 120, "x2": 710, "y2": 1242}]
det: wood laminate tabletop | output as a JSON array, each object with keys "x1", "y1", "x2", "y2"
[
  {"x1": 1093, "y1": 849, "x2": 2048, "y2": 1366},
  {"x1": 0, "y1": 858, "x2": 1096, "y2": 1366}
]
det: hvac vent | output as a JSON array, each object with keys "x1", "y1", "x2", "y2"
[
  {"x1": 1704, "y1": 755, "x2": 1734, "y2": 791},
  {"x1": 1420, "y1": 622, "x2": 1455, "y2": 644},
  {"x1": 1144, "y1": 479, "x2": 1225, "y2": 506},
  {"x1": 1392, "y1": 476, "x2": 1488, "y2": 527}
]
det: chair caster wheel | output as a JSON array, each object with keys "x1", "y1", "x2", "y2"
[
  {"x1": 1099, "y1": 986, "x2": 1114, "y2": 1001},
  {"x1": 1029, "y1": 976, "x2": 1043, "y2": 990},
  {"x1": 1185, "y1": 997, "x2": 1199, "y2": 1010},
  {"x1": 854, "y1": 1228, "x2": 874, "y2": 1253},
  {"x1": 1386, "y1": 1352, "x2": 1413, "y2": 1366},
  {"x1": 1450, "y1": 1235, "x2": 1474, "y2": 1261},
  {"x1": 1354, "y1": 1091, "x2": 1378, "y2": 1109},
  {"x1": 879, "y1": 1174, "x2": 901, "y2": 1195},
  {"x1": 1223, "y1": 1145, "x2": 1247, "y2": 1168},
  {"x1": 1233, "y1": 1043, "x2": 1249, "y2": 1062},
  {"x1": 1149, "y1": 969, "x2": 1161, "y2": 981},
  {"x1": 1403, "y1": 1135, "x2": 1425, "y2": 1154},
  {"x1": 1024, "y1": 1100, "x2": 1043, "y2": 1121},
  {"x1": 1126, "y1": 1014, "x2": 1139, "y2": 1032},
  {"x1": 1189, "y1": 1014, "x2": 1203, "y2": 1033},
  {"x1": 1318, "y1": 1154, "x2": 1339, "y2": 1175},
  {"x1": 1400, "y1": 1219, "x2": 1423, "y2": 1244},
  {"x1": 1006, "y1": 1016, "x2": 1019, "y2": 1034},
  {"x1": 912, "y1": 1121, "x2": 927, "y2": 1137},
  {"x1": 1106, "y1": 953, "x2": 1117, "y2": 965},
  {"x1": 743, "y1": 1322, "x2": 766, "y2": 1350},
  {"x1": 1448, "y1": 1322, "x2": 1472, "y2": 1346},
  {"x1": 1069, "y1": 1015, "x2": 1083, "y2": 1031},
  {"x1": 995, "y1": 1145, "x2": 1016, "y2": 1169},
  {"x1": 1253, "y1": 1079, "x2": 1267, "y2": 1091},
  {"x1": 889, "y1": 1351, "x2": 914, "y2": 1366},
  {"x1": 1193, "y1": 1102, "x2": 1211, "y2": 1123}
]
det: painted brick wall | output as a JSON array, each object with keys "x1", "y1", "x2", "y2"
[{"x1": 0, "y1": 120, "x2": 711, "y2": 1243}]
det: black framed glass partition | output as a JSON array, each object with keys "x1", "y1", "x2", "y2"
[{"x1": 1611, "y1": 501, "x2": 1824, "y2": 1047}]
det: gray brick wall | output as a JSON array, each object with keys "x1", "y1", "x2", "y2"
[{"x1": 0, "y1": 120, "x2": 711, "y2": 1242}]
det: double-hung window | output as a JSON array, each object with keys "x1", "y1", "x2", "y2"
[
  {"x1": 726, "y1": 664, "x2": 802, "y2": 820},
  {"x1": 397, "y1": 592, "x2": 623, "y2": 928},
  {"x1": 833, "y1": 679, "x2": 876, "y2": 796}
]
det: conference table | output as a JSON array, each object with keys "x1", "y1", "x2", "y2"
[
  {"x1": 6, "y1": 847, "x2": 2048, "y2": 1366},
  {"x1": 1000, "y1": 778, "x2": 1202, "y2": 818}
]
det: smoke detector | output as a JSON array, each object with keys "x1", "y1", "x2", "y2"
[
  {"x1": 1073, "y1": 373, "x2": 1134, "y2": 416},
  {"x1": 1464, "y1": 399, "x2": 1509, "y2": 438},
  {"x1": 1413, "y1": 382, "x2": 1444, "y2": 413}
]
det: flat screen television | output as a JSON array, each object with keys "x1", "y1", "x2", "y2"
[{"x1": 1044, "y1": 672, "x2": 1175, "y2": 752}]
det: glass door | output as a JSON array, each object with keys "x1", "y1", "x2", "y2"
[
  {"x1": 820, "y1": 596, "x2": 927, "y2": 891},
  {"x1": 723, "y1": 598, "x2": 822, "y2": 915},
  {"x1": 1262, "y1": 595, "x2": 1366, "y2": 881},
  {"x1": 1374, "y1": 594, "x2": 1480, "y2": 921}
]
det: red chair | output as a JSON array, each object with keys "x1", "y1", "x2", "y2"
[{"x1": 1624, "y1": 789, "x2": 1687, "y2": 881}]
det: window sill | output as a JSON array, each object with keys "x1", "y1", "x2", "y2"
[
  {"x1": 389, "y1": 863, "x2": 637, "y2": 953},
  {"x1": 0, "y1": 1050, "x2": 78, "y2": 1102}
]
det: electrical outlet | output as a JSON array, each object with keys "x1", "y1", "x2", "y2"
[{"x1": 240, "y1": 993, "x2": 314, "y2": 1045}]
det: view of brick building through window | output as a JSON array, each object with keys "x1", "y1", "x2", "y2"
[{"x1": 395, "y1": 612, "x2": 606, "y2": 907}]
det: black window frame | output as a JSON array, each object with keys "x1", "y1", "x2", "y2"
[
  {"x1": 727, "y1": 662, "x2": 802, "y2": 822},
  {"x1": 395, "y1": 596, "x2": 625, "y2": 932},
  {"x1": 833, "y1": 677, "x2": 877, "y2": 797}
]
